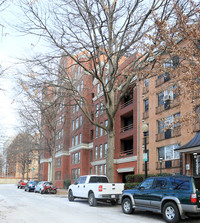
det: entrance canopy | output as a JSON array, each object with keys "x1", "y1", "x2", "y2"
[{"x1": 176, "y1": 131, "x2": 200, "y2": 153}]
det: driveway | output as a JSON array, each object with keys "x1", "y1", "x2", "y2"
[{"x1": 0, "y1": 184, "x2": 199, "y2": 223}]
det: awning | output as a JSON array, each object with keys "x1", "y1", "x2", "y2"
[{"x1": 175, "y1": 131, "x2": 200, "y2": 153}]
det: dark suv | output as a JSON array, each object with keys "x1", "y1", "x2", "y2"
[{"x1": 121, "y1": 176, "x2": 200, "y2": 223}]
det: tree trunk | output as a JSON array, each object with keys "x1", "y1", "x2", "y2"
[{"x1": 106, "y1": 128, "x2": 115, "y2": 182}]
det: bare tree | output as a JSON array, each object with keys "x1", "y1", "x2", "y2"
[{"x1": 16, "y1": 0, "x2": 200, "y2": 181}]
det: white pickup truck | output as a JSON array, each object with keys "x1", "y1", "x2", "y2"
[{"x1": 68, "y1": 175, "x2": 124, "y2": 206}]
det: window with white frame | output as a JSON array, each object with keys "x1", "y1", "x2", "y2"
[
  {"x1": 104, "y1": 143, "x2": 107, "y2": 157},
  {"x1": 158, "y1": 144, "x2": 180, "y2": 161},
  {"x1": 95, "y1": 166, "x2": 98, "y2": 175},
  {"x1": 100, "y1": 102, "x2": 104, "y2": 115},
  {"x1": 79, "y1": 133, "x2": 82, "y2": 144},
  {"x1": 76, "y1": 118, "x2": 79, "y2": 129},
  {"x1": 72, "y1": 137, "x2": 74, "y2": 147},
  {"x1": 100, "y1": 123, "x2": 103, "y2": 136},
  {"x1": 99, "y1": 144, "x2": 103, "y2": 159},
  {"x1": 95, "y1": 146, "x2": 98, "y2": 160},
  {"x1": 96, "y1": 126, "x2": 98, "y2": 138},
  {"x1": 72, "y1": 120, "x2": 75, "y2": 130},
  {"x1": 105, "y1": 120, "x2": 108, "y2": 135},
  {"x1": 81, "y1": 80, "x2": 83, "y2": 91},
  {"x1": 97, "y1": 83, "x2": 100, "y2": 94},
  {"x1": 76, "y1": 104, "x2": 79, "y2": 112},
  {"x1": 73, "y1": 105, "x2": 75, "y2": 113},
  {"x1": 81, "y1": 98, "x2": 83, "y2": 108},
  {"x1": 78, "y1": 152, "x2": 80, "y2": 163},
  {"x1": 75, "y1": 153, "x2": 78, "y2": 164},
  {"x1": 75, "y1": 135, "x2": 78, "y2": 146},
  {"x1": 90, "y1": 167, "x2": 92, "y2": 175}
]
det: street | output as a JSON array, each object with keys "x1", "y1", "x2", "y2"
[{"x1": 0, "y1": 184, "x2": 199, "y2": 223}]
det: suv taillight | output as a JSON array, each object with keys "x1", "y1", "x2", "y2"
[
  {"x1": 191, "y1": 193, "x2": 197, "y2": 203},
  {"x1": 98, "y1": 185, "x2": 103, "y2": 192}
]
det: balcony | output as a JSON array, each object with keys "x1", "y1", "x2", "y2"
[
  {"x1": 156, "y1": 97, "x2": 180, "y2": 114},
  {"x1": 119, "y1": 149, "x2": 133, "y2": 157},
  {"x1": 194, "y1": 120, "x2": 200, "y2": 132},
  {"x1": 156, "y1": 127, "x2": 181, "y2": 142},
  {"x1": 121, "y1": 99, "x2": 133, "y2": 109},
  {"x1": 120, "y1": 123, "x2": 133, "y2": 133},
  {"x1": 156, "y1": 159, "x2": 180, "y2": 170},
  {"x1": 155, "y1": 72, "x2": 170, "y2": 87},
  {"x1": 143, "y1": 110, "x2": 149, "y2": 119}
]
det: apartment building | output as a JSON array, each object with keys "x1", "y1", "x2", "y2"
[{"x1": 138, "y1": 53, "x2": 200, "y2": 177}]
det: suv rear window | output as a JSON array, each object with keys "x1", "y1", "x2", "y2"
[{"x1": 170, "y1": 177, "x2": 190, "y2": 190}]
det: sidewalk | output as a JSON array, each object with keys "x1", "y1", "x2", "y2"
[{"x1": 57, "y1": 188, "x2": 68, "y2": 196}]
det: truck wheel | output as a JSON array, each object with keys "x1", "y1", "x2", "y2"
[
  {"x1": 163, "y1": 202, "x2": 180, "y2": 223},
  {"x1": 88, "y1": 193, "x2": 97, "y2": 206},
  {"x1": 68, "y1": 190, "x2": 74, "y2": 201},
  {"x1": 122, "y1": 198, "x2": 134, "y2": 214}
]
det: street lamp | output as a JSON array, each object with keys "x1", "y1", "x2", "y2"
[
  {"x1": 142, "y1": 122, "x2": 149, "y2": 179},
  {"x1": 159, "y1": 157, "x2": 163, "y2": 174}
]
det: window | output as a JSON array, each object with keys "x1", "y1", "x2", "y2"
[
  {"x1": 158, "y1": 144, "x2": 180, "y2": 161},
  {"x1": 97, "y1": 83, "x2": 100, "y2": 94},
  {"x1": 72, "y1": 137, "x2": 74, "y2": 147},
  {"x1": 152, "y1": 178, "x2": 168, "y2": 190},
  {"x1": 81, "y1": 80, "x2": 83, "y2": 91},
  {"x1": 105, "y1": 120, "x2": 108, "y2": 135},
  {"x1": 90, "y1": 150, "x2": 93, "y2": 162},
  {"x1": 72, "y1": 153, "x2": 74, "y2": 164},
  {"x1": 95, "y1": 146, "x2": 98, "y2": 160},
  {"x1": 71, "y1": 169, "x2": 74, "y2": 179},
  {"x1": 96, "y1": 104, "x2": 99, "y2": 117},
  {"x1": 75, "y1": 135, "x2": 78, "y2": 146},
  {"x1": 170, "y1": 177, "x2": 190, "y2": 190},
  {"x1": 139, "y1": 178, "x2": 154, "y2": 189},
  {"x1": 79, "y1": 133, "x2": 82, "y2": 144},
  {"x1": 90, "y1": 167, "x2": 92, "y2": 175},
  {"x1": 104, "y1": 164, "x2": 106, "y2": 175},
  {"x1": 99, "y1": 144, "x2": 103, "y2": 159},
  {"x1": 104, "y1": 143, "x2": 107, "y2": 157},
  {"x1": 73, "y1": 105, "x2": 75, "y2": 113},
  {"x1": 76, "y1": 118, "x2": 79, "y2": 129},
  {"x1": 78, "y1": 152, "x2": 81, "y2": 163},
  {"x1": 144, "y1": 99, "x2": 149, "y2": 112},
  {"x1": 75, "y1": 153, "x2": 78, "y2": 164},
  {"x1": 95, "y1": 166, "x2": 98, "y2": 175},
  {"x1": 96, "y1": 126, "x2": 98, "y2": 138},
  {"x1": 99, "y1": 165, "x2": 103, "y2": 175},
  {"x1": 74, "y1": 169, "x2": 78, "y2": 179},
  {"x1": 100, "y1": 123, "x2": 103, "y2": 136},
  {"x1": 76, "y1": 104, "x2": 79, "y2": 112},
  {"x1": 144, "y1": 79, "x2": 149, "y2": 87},
  {"x1": 56, "y1": 171, "x2": 61, "y2": 180},
  {"x1": 72, "y1": 120, "x2": 75, "y2": 131},
  {"x1": 80, "y1": 115, "x2": 82, "y2": 126},
  {"x1": 100, "y1": 102, "x2": 104, "y2": 115},
  {"x1": 158, "y1": 92, "x2": 164, "y2": 106}
]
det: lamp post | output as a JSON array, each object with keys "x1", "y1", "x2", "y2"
[
  {"x1": 142, "y1": 122, "x2": 149, "y2": 179},
  {"x1": 159, "y1": 157, "x2": 163, "y2": 174}
]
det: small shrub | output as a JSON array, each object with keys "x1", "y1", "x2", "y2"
[
  {"x1": 125, "y1": 183, "x2": 140, "y2": 190},
  {"x1": 63, "y1": 179, "x2": 71, "y2": 189}
]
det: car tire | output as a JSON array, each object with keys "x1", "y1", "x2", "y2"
[
  {"x1": 40, "y1": 189, "x2": 44, "y2": 194},
  {"x1": 122, "y1": 198, "x2": 134, "y2": 214},
  {"x1": 88, "y1": 193, "x2": 97, "y2": 206},
  {"x1": 68, "y1": 190, "x2": 74, "y2": 201},
  {"x1": 163, "y1": 202, "x2": 180, "y2": 223}
]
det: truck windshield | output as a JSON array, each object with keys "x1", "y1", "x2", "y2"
[{"x1": 89, "y1": 176, "x2": 108, "y2": 183}]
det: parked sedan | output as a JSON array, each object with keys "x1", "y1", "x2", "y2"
[
  {"x1": 34, "y1": 181, "x2": 49, "y2": 194},
  {"x1": 17, "y1": 179, "x2": 28, "y2": 189},
  {"x1": 24, "y1": 181, "x2": 38, "y2": 192}
]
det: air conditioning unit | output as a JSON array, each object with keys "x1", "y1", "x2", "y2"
[{"x1": 164, "y1": 94, "x2": 170, "y2": 101}]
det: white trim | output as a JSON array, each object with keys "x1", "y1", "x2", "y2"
[
  {"x1": 114, "y1": 156, "x2": 137, "y2": 164},
  {"x1": 55, "y1": 151, "x2": 70, "y2": 158},
  {"x1": 92, "y1": 91, "x2": 104, "y2": 101},
  {"x1": 91, "y1": 159, "x2": 106, "y2": 166},
  {"x1": 93, "y1": 78, "x2": 98, "y2": 86},
  {"x1": 117, "y1": 167, "x2": 134, "y2": 173},
  {"x1": 69, "y1": 142, "x2": 93, "y2": 153},
  {"x1": 40, "y1": 158, "x2": 52, "y2": 163}
]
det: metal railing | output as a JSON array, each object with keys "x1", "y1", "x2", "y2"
[
  {"x1": 121, "y1": 99, "x2": 133, "y2": 109},
  {"x1": 119, "y1": 149, "x2": 134, "y2": 157},
  {"x1": 156, "y1": 159, "x2": 180, "y2": 170},
  {"x1": 120, "y1": 123, "x2": 133, "y2": 132}
]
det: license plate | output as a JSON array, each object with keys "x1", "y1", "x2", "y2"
[{"x1": 111, "y1": 195, "x2": 115, "y2": 198}]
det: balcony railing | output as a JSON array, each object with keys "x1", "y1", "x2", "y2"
[
  {"x1": 156, "y1": 127, "x2": 181, "y2": 142},
  {"x1": 156, "y1": 97, "x2": 180, "y2": 114},
  {"x1": 120, "y1": 123, "x2": 133, "y2": 133},
  {"x1": 119, "y1": 149, "x2": 133, "y2": 157},
  {"x1": 121, "y1": 99, "x2": 133, "y2": 109},
  {"x1": 156, "y1": 159, "x2": 180, "y2": 170},
  {"x1": 143, "y1": 110, "x2": 149, "y2": 119}
]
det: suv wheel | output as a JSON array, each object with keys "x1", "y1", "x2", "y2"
[
  {"x1": 68, "y1": 190, "x2": 74, "y2": 201},
  {"x1": 88, "y1": 193, "x2": 97, "y2": 206},
  {"x1": 122, "y1": 198, "x2": 134, "y2": 214},
  {"x1": 163, "y1": 202, "x2": 180, "y2": 223}
]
